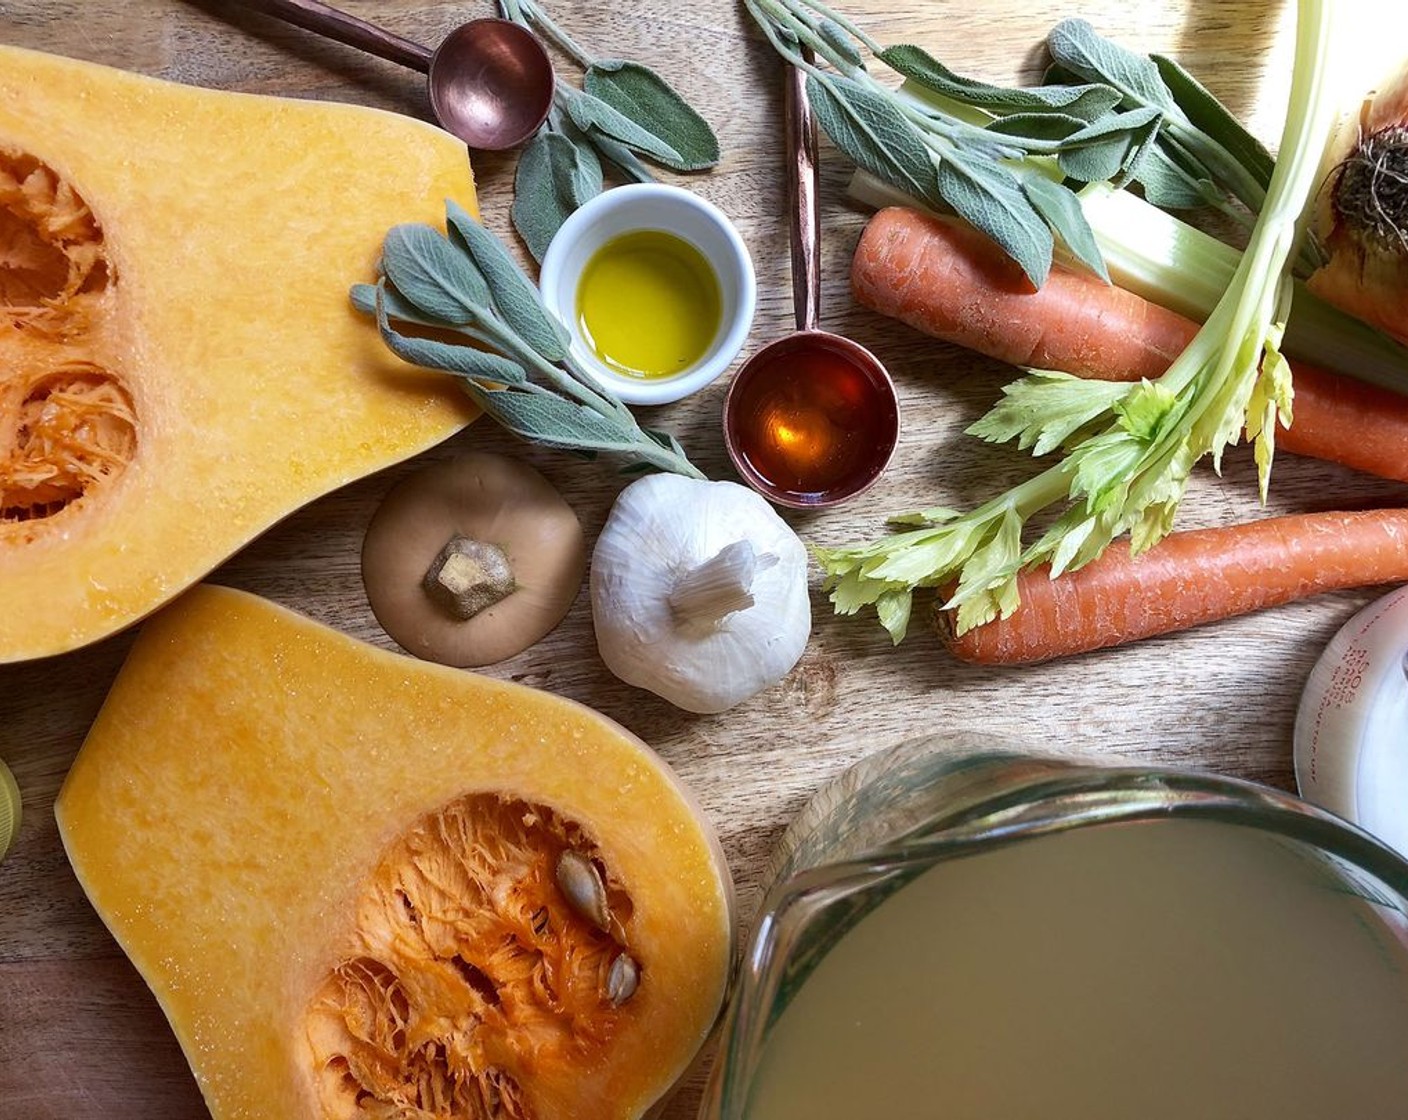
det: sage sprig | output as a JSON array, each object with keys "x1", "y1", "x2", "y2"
[
  {"x1": 352, "y1": 201, "x2": 704, "y2": 479},
  {"x1": 742, "y1": 0, "x2": 1290, "y2": 285},
  {"x1": 496, "y1": 0, "x2": 721, "y2": 260},
  {"x1": 1044, "y1": 18, "x2": 1322, "y2": 272}
]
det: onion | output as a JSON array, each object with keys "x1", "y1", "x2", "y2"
[{"x1": 1308, "y1": 58, "x2": 1408, "y2": 347}]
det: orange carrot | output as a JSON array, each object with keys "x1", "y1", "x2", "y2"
[
  {"x1": 852, "y1": 206, "x2": 1408, "y2": 483},
  {"x1": 941, "y1": 508, "x2": 1408, "y2": 665}
]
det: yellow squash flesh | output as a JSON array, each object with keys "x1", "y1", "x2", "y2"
[
  {"x1": 56, "y1": 585, "x2": 734, "y2": 1120},
  {"x1": 0, "y1": 46, "x2": 479, "y2": 662}
]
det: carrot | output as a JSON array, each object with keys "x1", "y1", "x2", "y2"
[
  {"x1": 940, "y1": 508, "x2": 1408, "y2": 665},
  {"x1": 852, "y1": 206, "x2": 1408, "y2": 483}
]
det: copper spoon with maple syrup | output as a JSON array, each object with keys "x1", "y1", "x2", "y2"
[{"x1": 722, "y1": 56, "x2": 900, "y2": 509}]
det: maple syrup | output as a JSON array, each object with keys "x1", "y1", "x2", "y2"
[{"x1": 724, "y1": 334, "x2": 898, "y2": 506}]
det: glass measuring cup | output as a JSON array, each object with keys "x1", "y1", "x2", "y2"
[{"x1": 701, "y1": 734, "x2": 1408, "y2": 1120}]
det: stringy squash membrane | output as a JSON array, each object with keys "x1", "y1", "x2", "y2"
[
  {"x1": 2, "y1": 364, "x2": 137, "y2": 528},
  {"x1": 0, "y1": 146, "x2": 111, "y2": 314},
  {"x1": 0, "y1": 146, "x2": 132, "y2": 537},
  {"x1": 307, "y1": 793, "x2": 641, "y2": 1120}
]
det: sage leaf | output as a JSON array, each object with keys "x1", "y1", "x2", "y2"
[
  {"x1": 445, "y1": 200, "x2": 572, "y2": 363},
  {"x1": 883, "y1": 43, "x2": 1121, "y2": 122},
  {"x1": 1152, "y1": 52, "x2": 1274, "y2": 189},
  {"x1": 380, "y1": 224, "x2": 488, "y2": 325},
  {"x1": 359, "y1": 201, "x2": 702, "y2": 478},
  {"x1": 806, "y1": 74, "x2": 943, "y2": 210},
  {"x1": 558, "y1": 110, "x2": 653, "y2": 182},
  {"x1": 553, "y1": 131, "x2": 603, "y2": 208},
  {"x1": 474, "y1": 386, "x2": 645, "y2": 454},
  {"x1": 565, "y1": 87, "x2": 686, "y2": 168},
  {"x1": 937, "y1": 153, "x2": 1052, "y2": 287},
  {"x1": 585, "y1": 127, "x2": 654, "y2": 182},
  {"x1": 644, "y1": 426, "x2": 688, "y2": 461},
  {"x1": 983, "y1": 112, "x2": 1087, "y2": 143},
  {"x1": 1135, "y1": 145, "x2": 1217, "y2": 209},
  {"x1": 352, "y1": 281, "x2": 443, "y2": 325},
  {"x1": 1055, "y1": 106, "x2": 1162, "y2": 186},
  {"x1": 584, "y1": 60, "x2": 720, "y2": 171},
  {"x1": 1046, "y1": 18, "x2": 1176, "y2": 114},
  {"x1": 810, "y1": 73, "x2": 1062, "y2": 284},
  {"x1": 816, "y1": 18, "x2": 863, "y2": 71},
  {"x1": 376, "y1": 307, "x2": 528, "y2": 387},
  {"x1": 512, "y1": 129, "x2": 603, "y2": 262},
  {"x1": 1020, "y1": 176, "x2": 1107, "y2": 281}
]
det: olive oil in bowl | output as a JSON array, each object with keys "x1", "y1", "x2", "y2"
[
  {"x1": 538, "y1": 183, "x2": 757, "y2": 405},
  {"x1": 576, "y1": 229, "x2": 722, "y2": 380}
]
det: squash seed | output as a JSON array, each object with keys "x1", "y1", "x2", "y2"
[
  {"x1": 606, "y1": 953, "x2": 639, "y2": 1006},
  {"x1": 556, "y1": 848, "x2": 611, "y2": 931}
]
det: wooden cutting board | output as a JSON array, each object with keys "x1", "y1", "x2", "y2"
[{"x1": 1, "y1": 2, "x2": 1399, "y2": 1118}]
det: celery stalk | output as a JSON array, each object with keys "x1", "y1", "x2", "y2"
[{"x1": 1079, "y1": 184, "x2": 1408, "y2": 392}]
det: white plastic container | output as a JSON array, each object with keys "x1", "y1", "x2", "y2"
[{"x1": 1294, "y1": 585, "x2": 1408, "y2": 857}]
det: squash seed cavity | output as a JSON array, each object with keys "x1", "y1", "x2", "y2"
[
  {"x1": 1, "y1": 364, "x2": 137, "y2": 531},
  {"x1": 0, "y1": 147, "x2": 111, "y2": 320},
  {"x1": 0, "y1": 146, "x2": 111, "y2": 316},
  {"x1": 305, "y1": 793, "x2": 640, "y2": 1120},
  {"x1": 0, "y1": 148, "x2": 131, "y2": 539}
]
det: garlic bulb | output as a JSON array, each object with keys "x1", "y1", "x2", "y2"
[{"x1": 591, "y1": 475, "x2": 811, "y2": 714}]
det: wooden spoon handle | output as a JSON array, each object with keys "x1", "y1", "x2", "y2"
[{"x1": 234, "y1": 0, "x2": 433, "y2": 73}]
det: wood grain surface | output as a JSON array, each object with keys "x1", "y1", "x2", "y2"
[{"x1": 2, "y1": 2, "x2": 1400, "y2": 1118}]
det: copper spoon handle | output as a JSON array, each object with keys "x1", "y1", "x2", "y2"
[
  {"x1": 235, "y1": 0, "x2": 432, "y2": 73},
  {"x1": 785, "y1": 53, "x2": 821, "y2": 334}
]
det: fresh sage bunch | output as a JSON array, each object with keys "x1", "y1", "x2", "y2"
[
  {"x1": 496, "y1": 0, "x2": 721, "y2": 260},
  {"x1": 1044, "y1": 18, "x2": 1322, "y2": 272},
  {"x1": 351, "y1": 201, "x2": 704, "y2": 479},
  {"x1": 742, "y1": 0, "x2": 1298, "y2": 285}
]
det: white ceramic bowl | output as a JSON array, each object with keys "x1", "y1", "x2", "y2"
[{"x1": 538, "y1": 183, "x2": 757, "y2": 406}]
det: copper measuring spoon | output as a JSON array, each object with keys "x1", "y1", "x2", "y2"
[
  {"x1": 235, "y1": 0, "x2": 554, "y2": 150},
  {"x1": 722, "y1": 58, "x2": 900, "y2": 510}
]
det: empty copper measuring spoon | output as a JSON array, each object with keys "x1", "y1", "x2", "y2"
[
  {"x1": 723, "y1": 58, "x2": 900, "y2": 510},
  {"x1": 235, "y1": 0, "x2": 554, "y2": 150}
]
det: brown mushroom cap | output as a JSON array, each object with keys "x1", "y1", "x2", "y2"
[{"x1": 362, "y1": 453, "x2": 587, "y2": 667}]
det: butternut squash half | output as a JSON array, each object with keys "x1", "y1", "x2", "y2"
[
  {"x1": 56, "y1": 585, "x2": 735, "y2": 1120},
  {"x1": 0, "y1": 46, "x2": 479, "y2": 662}
]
